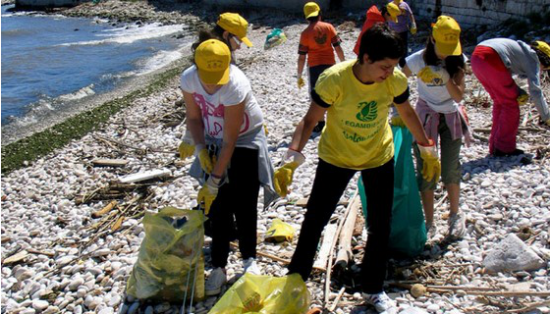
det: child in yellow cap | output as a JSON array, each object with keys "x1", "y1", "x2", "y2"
[
  {"x1": 297, "y1": 2, "x2": 346, "y2": 133},
  {"x1": 471, "y1": 38, "x2": 550, "y2": 156},
  {"x1": 353, "y1": 2, "x2": 401, "y2": 55},
  {"x1": 401, "y1": 15, "x2": 472, "y2": 240},
  {"x1": 180, "y1": 39, "x2": 276, "y2": 296}
]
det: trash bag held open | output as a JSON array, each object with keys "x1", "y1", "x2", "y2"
[
  {"x1": 208, "y1": 273, "x2": 310, "y2": 314},
  {"x1": 359, "y1": 126, "x2": 427, "y2": 257},
  {"x1": 126, "y1": 207, "x2": 206, "y2": 302}
]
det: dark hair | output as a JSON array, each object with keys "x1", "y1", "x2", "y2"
[
  {"x1": 423, "y1": 37, "x2": 465, "y2": 77},
  {"x1": 531, "y1": 41, "x2": 550, "y2": 69},
  {"x1": 307, "y1": 15, "x2": 320, "y2": 22},
  {"x1": 380, "y1": 5, "x2": 388, "y2": 17},
  {"x1": 358, "y1": 23, "x2": 405, "y2": 64},
  {"x1": 191, "y1": 25, "x2": 231, "y2": 52}
]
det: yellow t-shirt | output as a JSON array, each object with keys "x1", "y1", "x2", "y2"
[{"x1": 315, "y1": 60, "x2": 408, "y2": 170}]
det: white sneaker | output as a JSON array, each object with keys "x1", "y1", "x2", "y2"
[
  {"x1": 448, "y1": 212, "x2": 466, "y2": 239},
  {"x1": 243, "y1": 258, "x2": 261, "y2": 275},
  {"x1": 205, "y1": 267, "x2": 227, "y2": 296},
  {"x1": 362, "y1": 291, "x2": 397, "y2": 313}
]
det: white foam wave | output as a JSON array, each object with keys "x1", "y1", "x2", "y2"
[
  {"x1": 136, "y1": 50, "x2": 183, "y2": 76},
  {"x1": 59, "y1": 84, "x2": 95, "y2": 101},
  {"x1": 57, "y1": 23, "x2": 185, "y2": 47}
]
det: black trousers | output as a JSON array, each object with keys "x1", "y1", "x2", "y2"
[
  {"x1": 309, "y1": 64, "x2": 333, "y2": 94},
  {"x1": 288, "y1": 158, "x2": 394, "y2": 293},
  {"x1": 209, "y1": 147, "x2": 260, "y2": 268}
]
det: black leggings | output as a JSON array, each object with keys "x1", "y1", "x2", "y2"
[
  {"x1": 209, "y1": 147, "x2": 260, "y2": 268},
  {"x1": 288, "y1": 158, "x2": 394, "y2": 293}
]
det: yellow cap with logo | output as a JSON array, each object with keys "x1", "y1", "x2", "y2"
[
  {"x1": 217, "y1": 12, "x2": 253, "y2": 47},
  {"x1": 195, "y1": 39, "x2": 231, "y2": 85},
  {"x1": 432, "y1": 15, "x2": 462, "y2": 56},
  {"x1": 304, "y1": 2, "x2": 320, "y2": 19},
  {"x1": 386, "y1": 2, "x2": 401, "y2": 23},
  {"x1": 534, "y1": 41, "x2": 550, "y2": 59}
]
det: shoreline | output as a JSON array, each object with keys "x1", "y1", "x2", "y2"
[{"x1": 1, "y1": 58, "x2": 190, "y2": 174}]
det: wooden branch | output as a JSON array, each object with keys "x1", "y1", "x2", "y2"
[
  {"x1": 335, "y1": 195, "x2": 360, "y2": 267},
  {"x1": 91, "y1": 159, "x2": 128, "y2": 167},
  {"x1": 92, "y1": 200, "x2": 118, "y2": 218},
  {"x1": 324, "y1": 192, "x2": 360, "y2": 307},
  {"x1": 328, "y1": 287, "x2": 346, "y2": 312},
  {"x1": 313, "y1": 223, "x2": 338, "y2": 271}
]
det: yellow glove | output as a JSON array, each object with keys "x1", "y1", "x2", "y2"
[
  {"x1": 418, "y1": 140, "x2": 441, "y2": 182},
  {"x1": 178, "y1": 141, "x2": 195, "y2": 159},
  {"x1": 517, "y1": 87, "x2": 529, "y2": 105},
  {"x1": 545, "y1": 118, "x2": 550, "y2": 126},
  {"x1": 391, "y1": 115, "x2": 406, "y2": 127},
  {"x1": 410, "y1": 22, "x2": 417, "y2": 35},
  {"x1": 197, "y1": 147, "x2": 214, "y2": 174},
  {"x1": 274, "y1": 149, "x2": 305, "y2": 197},
  {"x1": 264, "y1": 123, "x2": 269, "y2": 136},
  {"x1": 418, "y1": 66, "x2": 449, "y2": 85},
  {"x1": 297, "y1": 77, "x2": 305, "y2": 89},
  {"x1": 198, "y1": 176, "x2": 220, "y2": 215}
]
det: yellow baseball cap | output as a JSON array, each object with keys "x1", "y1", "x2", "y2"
[
  {"x1": 386, "y1": 2, "x2": 401, "y2": 23},
  {"x1": 432, "y1": 15, "x2": 462, "y2": 56},
  {"x1": 195, "y1": 39, "x2": 231, "y2": 85},
  {"x1": 534, "y1": 41, "x2": 550, "y2": 59},
  {"x1": 304, "y1": 2, "x2": 320, "y2": 19},
  {"x1": 217, "y1": 13, "x2": 253, "y2": 47}
]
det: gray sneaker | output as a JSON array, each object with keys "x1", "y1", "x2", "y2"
[
  {"x1": 362, "y1": 291, "x2": 397, "y2": 314},
  {"x1": 448, "y1": 212, "x2": 466, "y2": 239},
  {"x1": 205, "y1": 267, "x2": 227, "y2": 296}
]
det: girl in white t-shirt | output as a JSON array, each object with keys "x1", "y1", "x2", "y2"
[
  {"x1": 180, "y1": 39, "x2": 276, "y2": 296},
  {"x1": 401, "y1": 16, "x2": 472, "y2": 240}
]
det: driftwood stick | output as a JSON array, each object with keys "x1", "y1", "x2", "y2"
[
  {"x1": 335, "y1": 195, "x2": 361, "y2": 267},
  {"x1": 325, "y1": 192, "x2": 360, "y2": 307},
  {"x1": 328, "y1": 287, "x2": 346, "y2": 312}
]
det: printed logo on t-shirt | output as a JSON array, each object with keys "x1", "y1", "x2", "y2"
[
  {"x1": 356, "y1": 101, "x2": 378, "y2": 121},
  {"x1": 418, "y1": 67, "x2": 446, "y2": 86},
  {"x1": 193, "y1": 92, "x2": 250, "y2": 137},
  {"x1": 340, "y1": 100, "x2": 384, "y2": 143},
  {"x1": 314, "y1": 30, "x2": 327, "y2": 45}
]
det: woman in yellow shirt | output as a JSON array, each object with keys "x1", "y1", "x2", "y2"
[{"x1": 275, "y1": 24, "x2": 440, "y2": 313}]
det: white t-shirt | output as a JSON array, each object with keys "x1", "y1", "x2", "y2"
[
  {"x1": 180, "y1": 64, "x2": 264, "y2": 139},
  {"x1": 406, "y1": 49, "x2": 467, "y2": 114}
]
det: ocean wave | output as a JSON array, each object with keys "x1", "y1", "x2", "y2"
[
  {"x1": 136, "y1": 49, "x2": 183, "y2": 76},
  {"x1": 56, "y1": 23, "x2": 186, "y2": 47},
  {"x1": 58, "y1": 84, "x2": 95, "y2": 101}
]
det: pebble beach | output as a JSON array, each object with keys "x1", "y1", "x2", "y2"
[{"x1": 2, "y1": 1, "x2": 550, "y2": 314}]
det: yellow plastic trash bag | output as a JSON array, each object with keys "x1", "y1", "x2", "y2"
[
  {"x1": 209, "y1": 273, "x2": 310, "y2": 314},
  {"x1": 264, "y1": 219, "x2": 294, "y2": 243},
  {"x1": 126, "y1": 207, "x2": 206, "y2": 302}
]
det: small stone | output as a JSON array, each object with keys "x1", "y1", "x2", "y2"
[{"x1": 32, "y1": 299, "x2": 49, "y2": 311}]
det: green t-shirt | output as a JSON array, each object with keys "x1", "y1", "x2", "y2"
[{"x1": 315, "y1": 60, "x2": 408, "y2": 170}]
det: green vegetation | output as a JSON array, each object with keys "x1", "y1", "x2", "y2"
[{"x1": 1, "y1": 65, "x2": 185, "y2": 175}]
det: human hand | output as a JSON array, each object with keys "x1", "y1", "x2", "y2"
[
  {"x1": 198, "y1": 176, "x2": 220, "y2": 215},
  {"x1": 410, "y1": 22, "x2": 417, "y2": 35},
  {"x1": 274, "y1": 149, "x2": 305, "y2": 197},
  {"x1": 178, "y1": 141, "x2": 195, "y2": 160},
  {"x1": 417, "y1": 140, "x2": 441, "y2": 182},
  {"x1": 297, "y1": 77, "x2": 305, "y2": 89},
  {"x1": 197, "y1": 146, "x2": 214, "y2": 174}
]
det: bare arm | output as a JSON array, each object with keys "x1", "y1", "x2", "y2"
[
  {"x1": 402, "y1": 64, "x2": 413, "y2": 77},
  {"x1": 446, "y1": 68, "x2": 465, "y2": 103},
  {"x1": 211, "y1": 102, "x2": 246, "y2": 178},
  {"x1": 335, "y1": 45, "x2": 345, "y2": 62},
  {"x1": 395, "y1": 100, "x2": 431, "y2": 145},
  {"x1": 289, "y1": 102, "x2": 327, "y2": 152},
  {"x1": 183, "y1": 90, "x2": 206, "y2": 146},
  {"x1": 297, "y1": 54, "x2": 307, "y2": 78}
]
